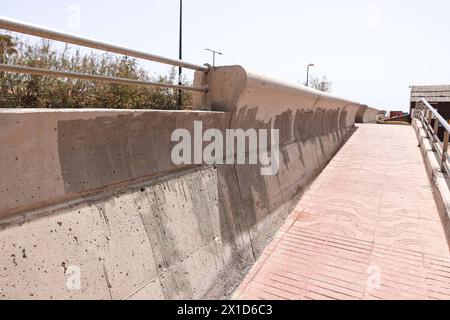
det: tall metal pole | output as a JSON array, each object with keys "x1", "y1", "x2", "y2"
[
  {"x1": 306, "y1": 63, "x2": 315, "y2": 87},
  {"x1": 306, "y1": 66, "x2": 310, "y2": 87},
  {"x1": 178, "y1": 0, "x2": 183, "y2": 110}
]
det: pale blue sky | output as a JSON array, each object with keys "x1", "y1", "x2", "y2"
[{"x1": 2, "y1": 0, "x2": 450, "y2": 111}]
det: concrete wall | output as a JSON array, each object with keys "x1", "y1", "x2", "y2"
[
  {"x1": 355, "y1": 105, "x2": 379, "y2": 123},
  {"x1": 0, "y1": 66, "x2": 371, "y2": 300},
  {"x1": 0, "y1": 110, "x2": 230, "y2": 219},
  {"x1": 202, "y1": 67, "x2": 364, "y2": 258}
]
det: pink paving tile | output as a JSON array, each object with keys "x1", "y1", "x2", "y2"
[
  {"x1": 331, "y1": 219, "x2": 377, "y2": 243},
  {"x1": 234, "y1": 124, "x2": 450, "y2": 300},
  {"x1": 374, "y1": 228, "x2": 423, "y2": 252}
]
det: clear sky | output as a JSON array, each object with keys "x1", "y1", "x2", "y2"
[{"x1": 2, "y1": 0, "x2": 450, "y2": 111}]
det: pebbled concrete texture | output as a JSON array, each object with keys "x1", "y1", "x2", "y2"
[
  {"x1": 0, "y1": 166, "x2": 226, "y2": 300},
  {"x1": 0, "y1": 66, "x2": 374, "y2": 299},
  {"x1": 234, "y1": 124, "x2": 450, "y2": 300}
]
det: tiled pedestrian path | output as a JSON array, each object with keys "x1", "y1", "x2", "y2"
[{"x1": 234, "y1": 124, "x2": 450, "y2": 300}]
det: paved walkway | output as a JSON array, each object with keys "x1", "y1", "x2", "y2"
[{"x1": 234, "y1": 124, "x2": 450, "y2": 300}]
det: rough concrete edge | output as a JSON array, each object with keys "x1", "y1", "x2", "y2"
[
  {"x1": 245, "y1": 69, "x2": 361, "y2": 107},
  {"x1": 207, "y1": 66, "x2": 248, "y2": 112},
  {"x1": 0, "y1": 162, "x2": 203, "y2": 224},
  {"x1": 0, "y1": 164, "x2": 205, "y2": 230},
  {"x1": 412, "y1": 119, "x2": 450, "y2": 244},
  {"x1": 208, "y1": 65, "x2": 372, "y2": 114}
]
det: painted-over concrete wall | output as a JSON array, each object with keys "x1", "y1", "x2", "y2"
[{"x1": 0, "y1": 66, "x2": 371, "y2": 300}]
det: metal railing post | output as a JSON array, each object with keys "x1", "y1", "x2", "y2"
[
  {"x1": 442, "y1": 120, "x2": 450, "y2": 172},
  {"x1": 433, "y1": 112, "x2": 439, "y2": 150},
  {"x1": 427, "y1": 110, "x2": 433, "y2": 140}
]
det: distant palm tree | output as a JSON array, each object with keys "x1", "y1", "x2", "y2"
[{"x1": 0, "y1": 34, "x2": 17, "y2": 64}]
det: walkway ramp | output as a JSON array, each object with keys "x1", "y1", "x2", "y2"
[{"x1": 234, "y1": 124, "x2": 450, "y2": 300}]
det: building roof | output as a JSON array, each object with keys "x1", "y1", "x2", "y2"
[{"x1": 411, "y1": 85, "x2": 450, "y2": 103}]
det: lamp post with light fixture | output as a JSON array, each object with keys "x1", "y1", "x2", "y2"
[
  {"x1": 205, "y1": 48, "x2": 223, "y2": 68},
  {"x1": 306, "y1": 63, "x2": 315, "y2": 87}
]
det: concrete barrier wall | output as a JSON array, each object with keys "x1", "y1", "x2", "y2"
[
  {"x1": 0, "y1": 110, "x2": 235, "y2": 300},
  {"x1": 0, "y1": 66, "x2": 371, "y2": 300},
  {"x1": 0, "y1": 110, "x2": 229, "y2": 219},
  {"x1": 204, "y1": 67, "x2": 363, "y2": 258},
  {"x1": 355, "y1": 105, "x2": 379, "y2": 123}
]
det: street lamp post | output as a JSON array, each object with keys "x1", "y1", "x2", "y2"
[
  {"x1": 178, "y1": 0, "x2": 183, "y2": 110},
  {"x1": 205, "y1": 48, "x2": 223, "y2": 68},
  {"x1": 306, "y1": 63, "x2": 315, "y2": 87}
]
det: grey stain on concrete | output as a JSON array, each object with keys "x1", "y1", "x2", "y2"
[{"x1": 57, "y1": 112, "x2": 230, "y2": 195}]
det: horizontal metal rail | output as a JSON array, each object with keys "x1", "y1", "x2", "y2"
[
  {"x1": 414, "y1": 98, "x2": 450, "y2": 173},
  {"x1": 0, "y1": 17, "x2": 209, "y2": 73},
  {"x1": 0, "y1": 64, "x2": 208, "y2": 92},
  {"x1": 421, "y1": 98, "x2": 450, "y2": 133}
]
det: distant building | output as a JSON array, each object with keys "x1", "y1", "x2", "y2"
[
  {"x1": 390, "y1": 111, "x2": 404, "y2": 118},
  {"x1": 410, "y1": 85, "x2": 450, "y2": 119}
]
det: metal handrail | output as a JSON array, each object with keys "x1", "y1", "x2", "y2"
[
  {"x1": 0, "y1": 17, "x2": 209, "y2": 72},
  {"x1": 414, "y1": 98, "x2": 450, "y2": 172},
  {"x1": 0, "y1": 64, "x2": 208, "y2": 92},
  {"x1": 0, "y1": 16, "x2": 210, "y2": 93},
  {"x1": 420, "y1": 98, "x2": 450, "y2": 133}
]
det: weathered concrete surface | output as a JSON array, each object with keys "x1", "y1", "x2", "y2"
[
  {"x1": 0, "y1": 66, "x2": 373, "y2": 299},
  {"x1": 234, "y1": 124, "x2": 450, "y2": 300},
  {"x1": 0, "y1": 109, "x2": 230, "y2": 218},
  {"x1": 0, "y1": 166, "x2": 227, "y2": 299}
]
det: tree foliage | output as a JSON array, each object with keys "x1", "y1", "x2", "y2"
[
  {"x1": 0, "y1": 34, "x2": 192, "y2": 109},
  {"x1": 305, "y1": 76, "x2": 332, "y2": 93}
]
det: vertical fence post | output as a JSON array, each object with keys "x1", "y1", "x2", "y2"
[
  {"x1": 419, "y1": 105, "x2": 424, "y2": 127},
  {"x1": 433, "y1": 112, "x2": 439, "y2": 151},
  {"x1": 442, "y1": 121, "x2": 450, "y2": 172},
  {"x1": 427, "y1": 110, "x2": 433, "y2": 140}
]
